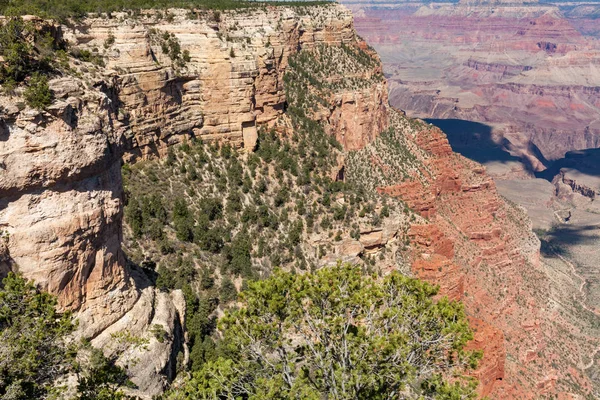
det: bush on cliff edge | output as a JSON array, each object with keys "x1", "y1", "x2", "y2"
[
  {"x1": 163, "y1": 263, "x2": 482, "y2": 399},
  {"x1": 0, "y1": 273, "x2": 137, "y2": 400}
]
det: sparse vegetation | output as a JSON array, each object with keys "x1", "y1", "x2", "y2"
[
  {"x1": 121, "y1": 41, "x2": 415, "y2": 374},
  {"x1": 0, "y1": 17, "x2": 60, "y2": 101},
  {"x1": 23, "y1": 72, "x2": 52, "y2": 109},
  {"x1": 0, "y1": 1, "x2": 334, "y2": 21}
]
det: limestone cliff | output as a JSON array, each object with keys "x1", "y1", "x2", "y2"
[
  {"x1": 60, "y1": 7, "x2": 369, "y2": 157},
  {"x1": 0, "y1": 5, "x2": 387, "y2": 396}
]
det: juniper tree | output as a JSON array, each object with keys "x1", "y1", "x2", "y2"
[{"x1": 164, "y1": 263, "x2": 481, "y2": 399}]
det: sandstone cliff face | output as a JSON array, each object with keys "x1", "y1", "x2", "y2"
[
  {"x1": 0, "y1": 77, "x2": 134, "y2": 336},
  {"x1": 0, "y1": 5, "x2": 386, "y2": 396},
  {"x1": 61, "y1": 6, "x2": 368, "y2": 158},
  {"x1": 0, "y1": 70, "x2": 186, "y2": 395}
]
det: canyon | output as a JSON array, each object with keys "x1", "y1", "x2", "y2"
[
  {"x1": 1, "y1": 1, "x2": 599, "y2": 398},
  {"x1": 344, "y1": 0, "x2": 600, "y2": 395}
]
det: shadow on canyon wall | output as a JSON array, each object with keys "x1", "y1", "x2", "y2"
[
  {"x1": 425, "y1": 118, "x2": 600, "y2": 255},
  {"x1": 536, "y1": 148, "x2": 600, "y2": 180},
  {"x1": 426, "y1": 118, "x2": 600, "y2": 180},
  {"x1": 424, "y1": 118, "x2": 546, "y2": 176}
]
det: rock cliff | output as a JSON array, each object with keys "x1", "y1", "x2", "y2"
[
  {"x1": 60, "y1": 6, "x2": 366, "y2": 158},
  {"x1": 0, "y1": 5, "x2": 387, "y2": 396},
  {"x1": 1, "y1": 3, "x2": 596, "y2": 398},
  {"x1": 346, "y1": 111, "x2": 598, "y2": 397}
]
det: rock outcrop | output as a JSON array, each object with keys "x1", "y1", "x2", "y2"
[
  {"x1": 0, "y1": 5, "x2": 385, "y2": 396},
  {"x1": 60, "y1": 6, "x2": 363, "y2": 158},
  {"x1": 346, "y1": 110, "x2": 598, "y2": 397}
]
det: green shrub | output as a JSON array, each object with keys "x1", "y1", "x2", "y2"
[
  {"x1": 0, "y1": 273, "x2": 137, "y2": 399},
  {"x1": 163, "y1": 264, "x2": 481, "y2": 399},
  {"x1": 219, "y1": 277, "x2": 237, "y2": 303},
  {"x1": 23, "y1": 72, "x2": 52, "y2": 109},
  {"x1": 0, "y1": 273, "x2": 75, "y2": 398},
  {"x1": 0, "y1": 17, "x2": 34, "y2": 84}
]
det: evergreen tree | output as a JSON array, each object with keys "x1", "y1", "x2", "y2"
[
  {"x1": 0, "y1": 273, "x2": 75, "y2": 399},
  {"x1": 163, "y1": 263, "x2": 481, "y2": 399}
]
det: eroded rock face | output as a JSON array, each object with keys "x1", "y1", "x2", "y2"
[
  {"x1": 0, "y1": 5, "x2": 382, "y2": 396},
  {"x1": 60, "y1": 6, "x2": 361, "y2": 159},
  {"x1": 345, "y1": 107, "x2": 600, "y2": 397},
  {"x1": 0, "y1": 77, "x2": 134, "y2": 336},
  {"x1": 326, "y1": 75, "x2": 388, "y2": 151},
  {"x1": 4, "y1": 5, "x2": 591, "y2": 398},
  {"x1": 394, "y1": 126, "x2": 544, "y2": 397}
]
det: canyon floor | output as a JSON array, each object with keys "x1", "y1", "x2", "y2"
[{"x1": 344, "y1": 0, "x2": 600, "y2": 391}]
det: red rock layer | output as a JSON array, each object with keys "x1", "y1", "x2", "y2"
[{"x1": 375, "y1": 123, "x2": 589, "y2": 397}]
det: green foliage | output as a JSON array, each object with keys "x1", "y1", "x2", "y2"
[
  {"x1": 284, "y1": 43, "x2": 384, "y2": 104},
  {"x1": 70, "y1": 47, "x2": 105, "y2": 66},
  {"x1": 219, "y1": 276, "x2": 237, "y2": 303},
  {"x1": 0, "y1": 0, "x2": 334, "y2": 21},
  {"x1": 75, "y1": 346, "x2": 137, "y2": 400},
  {"x1": 0, "y1": 17, "x2": 34, "y2": 84},
  {"x1": 0, "y1": 17, "x2": 60, "y2": 95},
  {"x1": 23, "y1": 72, "x2": 52, "y2": 109},
  {"x1": 0, "y1": 273, "x2": 138, "y2": 399},
  {"x1": 163, "y1": 264, "x2": 481, "y2": 399},
  {"x1": 122, "y1": 41, "x2": 408, "y2": 383},
  {"x1": 149, "y1": 29, "x2": 189, "y2": 68},
  {"x1": 199, "y1": 198, "x2": 223, "y2": 221},
  {"x1": 0, "y1": 272, "x2": 75, "y2": 399},
  {"x1": 186, "y1": 293, "x2": 218, "y2": 372},
  {"x1": 150, "y1": 324, "x2": 168, "y2": 343},
  {"x1": 223, "y1": 231, "x2": 252, "y2": 278}
]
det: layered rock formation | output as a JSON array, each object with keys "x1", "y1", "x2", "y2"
[
  {"x1": 346, "y1": 111, "x2": 600, "y2": 397},
  {"x1": 346, "y1": 1, "x2": 600, "y2": 176},
  {"x1": 60, "y1": 6, "x2": 366, "y2": 158},
  {"x1": 3, "y1": 3, "x2": 598, "y2": 398},
  {"x1": 0, "y1": 5, "x2": 386, "y2": 396}
]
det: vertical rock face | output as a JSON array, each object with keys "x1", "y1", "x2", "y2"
[
  {"x1": 0, "y1": 78, "x2": 136, "y2": 337},
  {"x1": 387, "y1": 126, "x2": 544, "y2": 397},
  {"x1": 61, "y1": 6, "x2": 362, "y2": 159},
  {"x1": 0, "y1": 5, "x2": 385, "y2": 395},
  {"x1": 326, "y1": 77, "x2": 388, "y2": 151}
]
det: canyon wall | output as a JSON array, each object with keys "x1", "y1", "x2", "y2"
[
  {"x1": 0, "y1": 5, "x2": 387, "y2": 395},
  {"x1": 348, "y1": 1, "x2": 600, "y2": 177},
  {"x1": 2, "y1": 3, "x2": 597, "y2": 398},
  {"x1": 61, "y1": 6, "x2": 379, "y2": 159},
  {"x1": 346, "y1": 111, "x2": 599, "y2": 397}
]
